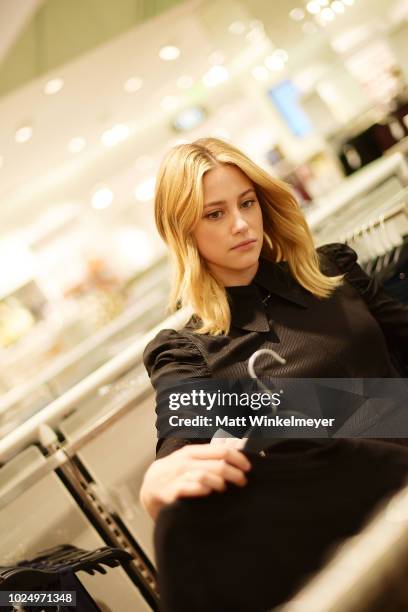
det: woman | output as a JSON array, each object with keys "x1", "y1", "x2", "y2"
[
  {"x1": 140, "y1": 138, "x2": 408, "y2": 611},
  {"x1": 140, "y1": 137, "x2": 408, "y2": 522}
]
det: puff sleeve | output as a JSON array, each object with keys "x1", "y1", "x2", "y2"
[
  {"x1": 143, "y1": 328, "x2": 211, "y2": 459},
  {"x1": 318, "y1": 242, "x2": 408, "y2": 364}
]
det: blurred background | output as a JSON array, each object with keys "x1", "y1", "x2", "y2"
[
  {"x1": 1, "y1": 3, "x2": 408, "y2": 609},
  {"x1": 1, "y1": 0, "x2": 408, "y2": 417}
]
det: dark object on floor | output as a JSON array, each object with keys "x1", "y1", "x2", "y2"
[{"x1": 0, "y1": 544, "x2": 133, "y2": 611}]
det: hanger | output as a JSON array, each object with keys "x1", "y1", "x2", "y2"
[{"x1": 244, "y1": 349, "x2": 328, "y2": 455}]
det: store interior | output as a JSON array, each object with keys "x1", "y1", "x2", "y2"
[{"x1": 1, "y1": 0, "x2": 408, "y2": 609}]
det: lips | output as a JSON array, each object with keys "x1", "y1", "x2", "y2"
[{"x1": 231, "y1": 239, "x2": 256, "y2": 250}]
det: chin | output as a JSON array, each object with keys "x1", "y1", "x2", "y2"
[{"x1": 230, "y1": 251, "x2": 260, "y2": 268}]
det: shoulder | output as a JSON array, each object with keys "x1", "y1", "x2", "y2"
[
  {"x1": 317, "y1": 242, "x2": 358, "y2": 274},
  {"x1": 143, "y1": 328, "x2": 209, "y2": 383}
]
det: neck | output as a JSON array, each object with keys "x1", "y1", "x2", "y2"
[{"x1": 208, "y1": 260, "x2": 260, "y2": 287}]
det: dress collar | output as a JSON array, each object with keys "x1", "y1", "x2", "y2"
[{"x1": 226, "y1": 257, "x2": 309, "y2": 332}]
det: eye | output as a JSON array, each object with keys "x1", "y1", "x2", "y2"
[
  {"x1": 205, "y1": 210, "x2": 223, "y2": 220},
  {"x1": 241, "y1": 199, "x2": 256, "y2": 208}
]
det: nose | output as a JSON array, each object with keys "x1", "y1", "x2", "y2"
[{"x1": 231, "y1": 210, "x2": 249, "y2": 235}]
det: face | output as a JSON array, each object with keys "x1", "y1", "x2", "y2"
[{"x1": 192, "y1": 164, "x2": 264, "y2": 286}]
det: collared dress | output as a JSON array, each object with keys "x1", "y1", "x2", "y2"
[{"x1": 143, "y1": 243, "x2": 408, "y2": 459}]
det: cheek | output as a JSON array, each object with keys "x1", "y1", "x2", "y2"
[
  {"x1": 254, "y1": 207, "x2": 264, "y2": 232},
  {"x1": 193, "y1": 222, "x2": 224, "y2": 259}
]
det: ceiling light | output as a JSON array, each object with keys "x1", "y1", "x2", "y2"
[
  {"x1": 246, "y1": 27, "x2": 266, "y2": 44},
  {"x1": 159, "y1": 45, "x2": 180, "y2": 60},
  {"x1": 273, "y1": 49, "x2": 289, "y2": 62},
  {"x1": 289, "y1": 8, "x2": 305, "y2": 21},
  {"x1": 318, "y1": 0, "x2": 329, "y2": 5},
  {"x1": 302, "y1": 21, "x2": 319, "y2": 33},
  {"x1": 343, "y1": 0, "x2": 354, "y2": 4},
  {"x1": 249, "y1": 19, "x2": 264, "y2": 30},
  {"x1": 252, "y1": 66, "x2": 270, "y2": 81},
  {"x1": 134, "y1": 177, "x2": 156, "y2": 202},
  {"x1": 264, "y1": 55, "x2": 285, "y2": 71},
  {"x1": 331, "y1": 0, "x2": 345, "y2": 12},
  {"x1": 315, "y1": 15, "x2": 328, "y2": 26},
  {"x1": 331, "y1": 25, "x2": 371, "y2": 53},
  {"x1": 160, "y1": 95, "x2": 180, "y2": 111},
  {"x1": 124, "y1": 77, "x2": 143, "y2": 93},
  {"x1": 202, "y1": 65, "x2": 229, "y2": 87},
  {"x1": 177, "y1": 75, "x2": 193, "y2": 89},
  {"x1": 91, "y1": 187, "x2": 113, "y2": 210},
  {"x1": 173, "y1": 107, "x2": 205, "y2": 131},
  {"x1": 44, "y1": 78, "x2": 64, "y2": 95},
  {"x1": 208, "y1": 50, "x2": 225, "y2": 65},
  {"x1": 306, "y1": 1, "x2": 321, "y2": 14},
  {"x1": 15, "y1": 125, "x2": 33, "y2": 143},
  {"x1": 228, "y1": 20, "x2": 246, "y2": 34},
  {"x1": 68, "y1": 137, "x2": 86, "y2": 153},
  {"x1": 321, "y1": 7, "x2": 335, "y2": 20},
  {"x1": 101, "y1": 124, "x2": 130, "y2": 147}
]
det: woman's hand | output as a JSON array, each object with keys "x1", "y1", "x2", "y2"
[
  {"x1": 210, "y1": 436, "x2": 246, "y2": 449},
  {"x1": 140, "y1": 442, "x2": 252, "y2": 521}
]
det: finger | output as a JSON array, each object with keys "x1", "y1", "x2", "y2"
[
  {"x1": 211, "y1": 437, "x2": 245, "y2": 450},
  {"x1": 191, "y1": 460, "x2": 248, "y2": 487},
  {"x1": 210, "y1": 437, "x2": 228, "y2": 446},
  {"x1": 225, "y1": 438, "x2": 246, "y2": 450},
  {"x1": 161, "y1": 477, "x2": 212, "y2": 504},
  {"x1": 182, "y1": 444, "x2": 252, "y2": 472},
  {"x1": 192, "y1": 470, "x2": 226, "y2": 493},
  {"x1": 177, "y1": 481, "x2": 212, "y2": 498}
]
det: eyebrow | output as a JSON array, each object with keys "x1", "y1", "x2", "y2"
[{"x1": 203, "y1": 188, "x2": 256, "y2": 209}]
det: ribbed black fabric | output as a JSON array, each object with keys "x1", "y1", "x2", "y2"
[
  {"x1": 154, "y1": 439, "x2": 408, "y2": 612},
  {"x1": 143, "y1": 243, "x2": 408, "y2": 459}
]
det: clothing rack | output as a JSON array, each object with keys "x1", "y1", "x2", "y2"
[
  {"x1": 0, "y1": 312, "x2": 193, "y2": 611},
  {"x1": 343, "y1": 198, "x2": 408, "y2": 239},
  {"x1": 0, "y1": 256, "x2": 169, "y2": 421},
  {"x1": 342, "y1": 197, "x2": 408, "y2": 264},
  {"x1": 0, "y1": 305, "x2": 190, "y2": 601},
  {"x1": 0, "y1": 307, "x2": 190, "y2": 464},
  {"x1": 308, "y1": 152, "x2": 408, "y2": 232},
  {"x1": 314, "y1": 186, "x2": 408, "y2": 262}
]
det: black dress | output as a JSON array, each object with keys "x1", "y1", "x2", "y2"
[
  {"x1": 144, "y1": 243, "x2": 408, "y2": 459},
  {"x1": 143, "y1": 243, "x2": 408, "y2": 612}
]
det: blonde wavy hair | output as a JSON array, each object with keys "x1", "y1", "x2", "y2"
[{"x1": 154, "y1": 137, "x2": 343, "y2": 336}]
